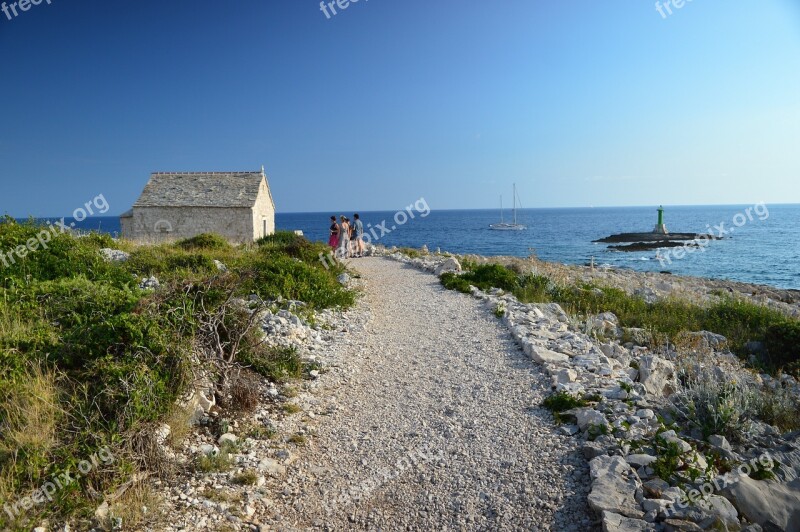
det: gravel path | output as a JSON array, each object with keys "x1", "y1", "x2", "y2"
[{"x1": 271, "y1": 257, "x2": 593, "y2": 531}]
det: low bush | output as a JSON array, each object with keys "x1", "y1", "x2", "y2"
[
  {"x1": 672, "y1": 369, "x2": 757, "y2": 441},
  {"x1": 542, "y1": 391, "x2": 587, "y2": 412},
  {"x1": 440, "y1": 264, "x2": 519, "y2": 294},
  {"x1": 763, "y1": 320, "x2": 800, "y2": 374},
  {"x1": 755, "y1": 386, "x2": 800, "y2": 432},
  {"x1": 240, "y1": 345, "x2": 305, "y2": 383},
  {"x1": 243, "y1": 254, "x2": 355, "y2": 309},
  {"x1": 177, "y1": 233, "x2": 231, "y2": 251}
]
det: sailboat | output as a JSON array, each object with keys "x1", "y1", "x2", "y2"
[{"x1": 490, "y1": 183, "x2": 527, "y2": 230}]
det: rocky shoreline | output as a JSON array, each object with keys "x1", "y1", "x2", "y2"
[
  {"x1": 132, "y1": 244, "x2": 800, "y2": 531},
  {"x1": 378, "y1": 247, "x2": 800, "y2": 532}
]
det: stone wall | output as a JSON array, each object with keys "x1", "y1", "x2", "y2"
[
  {"x1": 120, "y1": 215, "x2": 133, "y2": 238},
  {"x1": 251, "y1": 179, "x2": 276, "y2": 240},
  {"x1": 123, "y1": 206, "x2": 255, "y2": 243}
]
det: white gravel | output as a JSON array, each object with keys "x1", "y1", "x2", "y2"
[{"x1": 268, "y1": 257, "x2": 593, "y2": 530}]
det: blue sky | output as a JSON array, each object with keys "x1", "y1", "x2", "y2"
[{"x1": 1, "y1": 0, "x2": 799, "y2": 215}]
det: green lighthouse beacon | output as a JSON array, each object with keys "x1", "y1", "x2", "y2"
[{"x1": 654, "y1": 205, "x2": 668, "y2": 235}]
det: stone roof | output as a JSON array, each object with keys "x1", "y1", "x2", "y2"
[{"x1": 133, "y1": 171, "x2": 270, "y2": 208}]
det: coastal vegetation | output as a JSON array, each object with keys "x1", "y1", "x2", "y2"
[
  {"x1": 441, "y1": 262, "x2": 800, "y2": 377},
  {"x1": 0, "y1": 219, "x2": 353, "y2": 530}
]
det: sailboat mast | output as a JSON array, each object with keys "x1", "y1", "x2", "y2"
[{"x1": 512, "y1": 184, "x2": 517, "y2": 225}]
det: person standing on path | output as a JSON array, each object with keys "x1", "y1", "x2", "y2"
[
  {"x1": 339, "y1": 216, "x2": 351, "y2": 259},
  {"x1": 328, "y1": 216, "x2": 340, "y2": 250},
  {"x1": 353, "y1": 213, "x2": 365, "y2": 258}
]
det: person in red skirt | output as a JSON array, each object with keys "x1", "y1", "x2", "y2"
[{"x1": 328, "y1": 215, "x2": 340, "y2": 249}]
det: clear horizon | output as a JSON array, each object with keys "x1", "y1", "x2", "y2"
[{"x1": 16, "y1": 202, "x2": 800, "y2": 219}]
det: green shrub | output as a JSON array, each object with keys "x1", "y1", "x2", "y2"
[
  {"x1": 763, "y1": 320, "x2": 800, "y2": 375},
  {"x1": 756, "y1": 386, "x2": 800, "y2": 432},
  {"x1": 440, "y1": 264, "x2": 519, "y2": 294},
  {"x1": 125, "y1": 246, "x2": 218, "y2": 278},
  {"x1": 177, "y1": 233, "x2": 231, "y2": 251},
  {"x1": 515, "y1": 273, "x2": 551, "y2": 303},
  {"x1": 257, "y1": 230, "x2": 303, "y2": 248},
  {"x1": 0, "y1": 218, "x2": 132, "y2": 287},
  {"x1": 244, "y1": 254, "x2": 354, "y2": 309},
  {"x1": 440, "y1": 272, "x2": 472, "y2": 293},
  {"x1": 240, "y1": 345, "x2": 305, "y2": 383},
  {"x1": 397, "y1": 247, "x2": 423, "y2": 258},
  {"x1": 651, "y1": 436, "x2": 684, "y2": 482},
  {"x1": 542, "y1": 391, "x2": 587, "y2": 412}
]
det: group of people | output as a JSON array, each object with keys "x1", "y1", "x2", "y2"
[{"x1": 328, "y1": 214, "x2": 365, "y2": 258}]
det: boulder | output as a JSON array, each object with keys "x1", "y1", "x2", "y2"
[
  {"x1": 687, "y1": 331, "x2": 728, "y2": 350},
  {"x1": 696, "y1": 495, "x2": 739, "y2": 529},
  {"x1": 626, "y1": 454, "x2": 657, "y2": 468},
  {"x1": 524, "y1": 342, "x2": 570, "y2": 365},
  {"x1": 434, "y1": 257, "x2": 462, "y2": 276},
  {"x1": 589, "y1": 313, "x2": 621, "y2": 339},
  {"x1": 99, "y1": 248, "x2": 130, "y2": 262},
  {"x1": 588, "y1": 455, "x2": 644, "y2": 518},
  {"x1": 139, "y1": 276, "x2": 160, "y2": 290},
  {"x1": 553, "y1": 368, "x2": 578, "y2": 385},
  {"x1": 218, "y1": 433, "x2": 238, "y2": 446},
  {"x1": 642, "y1": 478, "x2": 670, "y2": 499},
  {"x1": 534, "y1": 303, "x2": 570, "y2": 323},
  {"x1": 708, "y1": 435, "x2": 732, "y2": 451},
  {"x1": 658, "y1": 430, "x2": 692, "y2": 453},
  {"x1": 623, "y1": 328, "x2": 653, "y2": 347},
  {"x1": 582, "y1": 441, "x2": 608, "y2": 460},
  {"x1": 721, "y1": 474, "x2": 800, "y2": 531},
  {"x1": 601, "y1": 511, "x2": 657, "y2": 531},
  {"x1": 638, "y1": 356, "x2": 676, "y2": 397},
  {"x1": 258, "y1": 458, "x2": 287, "y2": 476},
  {"x1": 574, "y1": 408, "x2": 609, "y2": 431}
]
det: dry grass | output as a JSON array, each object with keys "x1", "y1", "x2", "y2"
[
  {"x1": 162, "y1": 404, "x2": 195, "y2": 448},
  {"x1": 227, "y1": 370, "x2": 262, "y2": 412},
  {"x1": 109, "y1": 481, "x2": 164, "y2": 530},
  {"x1": 288, "y1": 433, "x2": 307, "y2": 445},
  {"x1": 231, "y1": 469, "x2": 259, "y2": 486},
  {"x1": 0, "y1": 365, "x2": 62, "y2": 478},
  {"x1": 282, "y1": 403, "x2": 301, "y2": 415}
]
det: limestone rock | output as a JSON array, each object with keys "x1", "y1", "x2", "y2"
[
  {"x1": 721, "y1": 474, "x2": 800, "y2": 531},
  {"x1": 687, "y1": 330, "x2": 728, "y2": 350},
  {"x1": 218, "y1": 433, "x2": 238, "y2": 446},
  {"x1": 708, "y1": 434, "x2": 732, "y2": 451},
  {"x1": 602, "y1": 511, "x2": 657, "y2": 531},
  {"x1": 589, "y1": 455, "x2": 644, "y2": 518},
  {"x1": 553, "y1": 368, "x2": 578, "y2": 385},
  {"x1": 525, "y1": 342, "x2": 570, "y2": 365},
  {"x1": 139, "y1": 276, "x2": 160, "y2": 290},
  {"x1": 626, "y1": 454, "x2": 657, "y2": 468},
  {"x1": 99, "y1": 248, "x2": 130, "y2": 262},
  {"x1": 622, "y1": 328, "x2": 653, "y2": 347},
  {"x1": 574, "y1": 408, "x2": 609, "y2": 431},
  {"x1": 434, "y1": 257, "x2": 462, "y2": 276},
  {"x1": 638, "y1": 356, "x2": 676, "y2": 397}
]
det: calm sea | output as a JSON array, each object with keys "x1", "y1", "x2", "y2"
[{"x1": 29, "y1": 204, "x2": 800, "y2": 289}]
